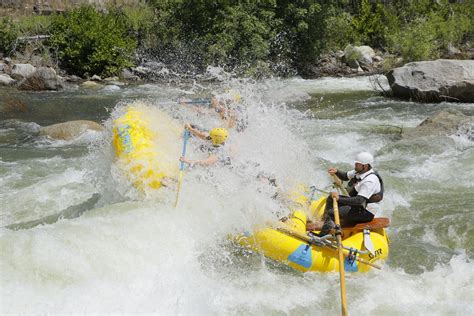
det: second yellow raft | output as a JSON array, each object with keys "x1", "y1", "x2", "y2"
[{"x1": 236, "y1": 194, "x2": 390, "y2": 273}]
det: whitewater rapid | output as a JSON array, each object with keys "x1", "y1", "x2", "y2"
[{"x1": 1, "y1": 76, "x2": 473, "y2": 314}]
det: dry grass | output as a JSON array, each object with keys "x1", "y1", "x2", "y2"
[{"x1": 1, "y1": 0, "x2": 144, "y2": 15}]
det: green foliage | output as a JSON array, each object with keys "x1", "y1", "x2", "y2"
[
  {"x1": 385, "y1": 1, "x2": 473, "y2": 62},
  {"x1": 17, "y1": 15, "x2": 51, "y2": 35},
  {"x1": 0, "y1": 17, "x2": 19, "y2": 55},
  {"x1": 122, "y1": 4, "x2": 156, "y2": 46},
  {"x1": 48, "y1": 5, "x2": 137, "y2": 77},
  {"x1": 3, "y1": 1, "x2": 471, "y2": 77},
  {"x1": 273, "y1": 0, "x2": 326, "y2": 74},
  {"x1": 146, "y1": 1, "x2": 277, "y2": 74},
  {"x1": 387, "y1": 17, "x2": 438, "y2": 62},
  {"x1": 323, "y1": 9, "x2": 358, "y2": 51}
]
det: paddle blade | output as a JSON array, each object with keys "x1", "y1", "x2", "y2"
[{"x1": 174, "y1": 171, "x2": 184, "y2": 207}]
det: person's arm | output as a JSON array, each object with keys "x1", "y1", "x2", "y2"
[
  {"x1": 338, "y1": 195, "x2": 367, "y2": 207},
  {"x1": 331, "y1": 191, "x2": 367, "y2": 207},
  {"x1": 180, "y1": 154, "x2": 218, "y2": 167},
  {"x1": 328, "y1": 168, "x2": 349, "y2": 181},
  {"x1": 211, "y1": 97, "x2": 232, "y2": 122},
  {"x1": 185, "y1": 124, "x2": 209, "y2": 140}
]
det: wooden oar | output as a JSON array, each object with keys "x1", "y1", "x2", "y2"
[
  {"x1": 333, "y1": 196, "x2": 348, "y2": 316},
  {"x1": 174, "y1": 129, "x2": 190, "y2": 208},
  {"x1": 274, "y1": 226, "x2": 381, "y2": 269},
  {"x1": 331, "y1": 174, "x2": 349, "y2": 196}
]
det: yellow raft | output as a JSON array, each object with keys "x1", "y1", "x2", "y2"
[
  {"x1": 236, "y1": 194, "x2": 390, "y2": 273},
  {"x1": 112, "y1": 105, "x2": 182, "y2": 191}
]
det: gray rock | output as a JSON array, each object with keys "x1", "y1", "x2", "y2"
[
  {"x1": 446, "y1": 43, "x2": 461, "y2": 57},
  {"x1": 18, "y1": 67, "x2": 62, "y2": 91},
  {"x1": 11, "y1": 64, "x2": 36, "y2": 80},
  {"x1": 0, "y1": 74, "x2": 15, "y2": 86},
  {"x1": 66, "y1": 75, "x2": 82, "y2": 82},
  {"x1": 91, "y1": 75, "x2": 102, "y2": 81},
  {"x1": 81, "y1": 80, "x2": 102, "y2": 89},
  {"x1": 39, "y1": 120, "x2": 104, "y2": 140},
  {"x1": 357, "y1": 46, "x2": 376, "y2": 58},
  {"x1": 402, "y1": 109, "x2": 473, "y2": 139},
  {"x1": 121, "y1": 68, "x2": 140, "y2": 81},
  {"x1": 104, "y1": 76, "x2": 119, "y2": 81},
  {"x1": 344, "y1": 45, "x2": 375, "y2": 68},
  {"x1": 387, "y1": 59, "x2": 474, "y2": 102},
  {"x1": 347, "y1": 58, "x2": 360, "y2": 69},
  {"x1": 373, "y1": 55, "x2": 383, "y2": 62}
]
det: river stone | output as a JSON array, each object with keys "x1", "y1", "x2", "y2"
[
  {"x1": 81, "y1": 80, "x2": 102, "y2": 89},
  {"x1": 102, "y1": 84, "x2": 121, "y2": 91},
  {"x1": 387, "y1": 59, "x2": 474, "y2": 102},
  {"x1": 344, "y1": 45, "x2": 375, "y2": 68},
  {"x1": 11, "y1": 63, "x2": 36, "y2": 80},
  {"x1": 0, "y1": 74, "x2": 15, "y2": 86},
  {"x1": 18, "y1": 67, "x2": 62, "y2": 91},
  {"x1": 39, "y1": 120, "x2": 104, "y2": 140},
  {"x1": 121, "y1": 68, "x2": 140, "y2": 81},
  {"x1": 402, "y1": 109, "x2": 473, "y2": 139}
]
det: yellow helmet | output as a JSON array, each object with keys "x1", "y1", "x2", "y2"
[
  {"x1": 231, "y1": 91, "x2": 241, "y2": 103},
  {"x1": 209, "y1": 128, "x2": 229, "y2": 146},
  {"x1": 223, "y1": 89, "x2": 242, "y2": 103}
]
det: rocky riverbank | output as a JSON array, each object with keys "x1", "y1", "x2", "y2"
[{"x1": 0, "y1": 44, "x2": 401, "y2": 90}]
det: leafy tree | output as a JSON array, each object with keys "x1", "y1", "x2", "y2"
[
  {"x1": 48, "y1": 5, "x2": 137, "y2": 77},
  {"x1": 274, "y1": 0, "x2": 327, "y2": 75}
]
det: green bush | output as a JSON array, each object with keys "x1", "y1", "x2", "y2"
[
  {"x1": 0, "y1": 17, "x2": 19, "y2": 55},
  {"x1": 274, "y1": 0, "x2": 326, "y2": 74},
  {"x1": 17, "y1": 15, "x2": 51, "y2": 35},
  {"x1": 122, "y1": 4, "x2": 155, "y2": 47},
  {"x1": 146, "y1": 1, "x2": 278, "y2": 74},
  {"x1": 48, "y1": 5, "x2": 137, "y2": 77},
  {"x1": 387, "y1": 17, "x2": 438, "y2": 62},
  {"x1": 324, "y1": 10, "x2": 359, "y2": 51}
]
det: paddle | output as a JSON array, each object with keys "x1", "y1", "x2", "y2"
[
  {"x1": 178, "y1": 98, "x2": 211, "y2": 106},
  {"x1": 174, "y1": 129, "x2": 190, "y2": 208},
  {"x1": 331, "y1": 173, "x2": 349, "y2": 196},
  {"x1": 333, "y1": 196, "x2": 348, "y2": 316}
]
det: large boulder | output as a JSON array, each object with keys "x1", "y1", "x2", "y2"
[
  {"x1": 39, "y1": 120, "x2": 104, "y2": 140},
  {"x1": 344, "y1": 45, "x2": 376, "y2": 69},
  {"x1": 387, "y1": 59, "x2": 474, "y2": 102},
  {"x1": 0, "y1": 74, "x2": 15, "y2": 86},
  {"x1": 10, "y1": 63, "x2": 36, "y2": 80},
  {"x1": 18, "y1": 67, "x2": 62, "y2": 91},
  {"x1": 402, "y1": 109, "x2": 473, "y2": 139}
]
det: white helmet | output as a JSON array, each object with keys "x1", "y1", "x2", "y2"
[{"x1": 354, "y1": 152, "x2": 374, "y2": 166}]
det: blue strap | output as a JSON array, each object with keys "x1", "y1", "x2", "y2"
[
  {"x1": 179, "y1": 130, "x2": 190, "y2": 171},
  {"x1": 179, "y1": 98, "x2": 211, "y2": 106}
]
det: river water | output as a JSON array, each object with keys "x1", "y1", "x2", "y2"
[{"x1": 1, "y1": 76, "x2": 473, "y2": 315}]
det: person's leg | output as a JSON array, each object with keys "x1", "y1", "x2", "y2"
[
  {"x1": 318, "y1": 196, "x2": 351, "y2": 236},
  {"x1": 343, "y1": 208, "x2": 374, "y2": 226}
]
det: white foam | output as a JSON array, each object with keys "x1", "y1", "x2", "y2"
[{"x1": 1, "y1": 77, "x2": 473, "y2": 314}]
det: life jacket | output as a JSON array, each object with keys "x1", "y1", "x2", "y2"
[{"x1": 347, "y1": 170, "x2": 384, "y2": 203}]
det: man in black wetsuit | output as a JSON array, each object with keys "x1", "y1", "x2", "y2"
[{"x1": 317, "y1": 152, "x2": 384, "y2": 237}]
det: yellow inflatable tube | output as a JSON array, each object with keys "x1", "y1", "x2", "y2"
[
  {"x1": 112, "y1": 106, "x2": 181, "y2": 191},
  {"x1": 237, "y1": 193, "x2": 389, "y2": 273}
]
